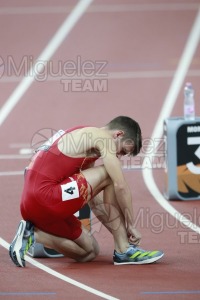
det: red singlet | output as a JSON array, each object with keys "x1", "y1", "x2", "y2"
[{"x1": 20, "y1": 127, "x2": 98, "y2": 240}]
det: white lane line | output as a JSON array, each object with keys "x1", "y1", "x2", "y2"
[
  {"x1": 0, "y1": 171, "x2": 24, "y2": 176},
  {"x1": 1, "y1": 238, "x2": 119, "y2": 300},
  {"x1": 0, "y1": 0, "x2": 93, "y2": 127},
  {"x1": 0, "y1": 154, "x2": 31, "y2": 159},
  {"x1": 142, "y1": 8, "x2": 200, "y2": 234},
  {"x1": 1, "y1": 69, "x2": 200, "y2": 83}
]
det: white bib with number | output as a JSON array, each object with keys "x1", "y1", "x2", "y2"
[{"x1": 61, "y1": 181, "x2": 79, "y2": 201}]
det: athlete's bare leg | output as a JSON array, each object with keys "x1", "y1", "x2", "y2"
[
  {"x1": 34, "y1": 226, "x2": 99, "y2": 262},
  {"x1": 89, "y1": 192, "x2": 129, "y2": 253},
  {"x1": 82, "y1": 166, "x2": 130, "y2": 253}
]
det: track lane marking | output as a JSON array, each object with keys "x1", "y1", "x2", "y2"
[
  {"x1": 1, "y1": 69, "x2": 200, "y2": 83},
  {"x1": 0, "y1": 238, "x2": 119, "y2": 300},
  {"x1": 142, "y1": 8, "x2": 200, "y2": 234},
  {"x1": 141, "y1": 290, "x2": 200, "y2": 295},
  {"x1": 0, "y1": 171, "x2": 24, "y2": 176},
  {"x1": 0, "y1": 0, "x2": 94, "y2": 127}
]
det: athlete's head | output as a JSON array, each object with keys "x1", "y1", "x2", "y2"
[{"x1": 106, "y1": 116, "x2": 142, "y2": 156}]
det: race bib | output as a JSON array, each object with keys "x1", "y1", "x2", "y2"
[{"x1": 61, "y1": 181, "x2": 79, "y2": 201}]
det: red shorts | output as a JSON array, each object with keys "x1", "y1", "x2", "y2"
[{"x1": 20, "y1": 172, "x2": 90, "y2": 240}]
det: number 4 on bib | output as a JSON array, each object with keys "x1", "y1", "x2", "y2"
[
  {"x1": 65, "y1": 186, "x2": 76, "y2": 195},
  {"x1": 61, "y1": 181, "x2": 79, "y2": 201}
]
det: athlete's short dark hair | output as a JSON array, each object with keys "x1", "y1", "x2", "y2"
[{"x1": 106, "y1": 116, "x2": 142, "y2": 156}]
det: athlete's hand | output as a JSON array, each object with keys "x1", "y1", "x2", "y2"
[{"x1": 127, "y1": 226, "x2": 141, "y2": 246}]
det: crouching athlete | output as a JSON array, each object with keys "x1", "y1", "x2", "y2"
[{"x1": 9, "y1": 116, "x2": 164, "y2": 266}]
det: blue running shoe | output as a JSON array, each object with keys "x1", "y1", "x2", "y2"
[
  {"x1": 9, "y1": 220, "x2": 34, "y2": 267},
  {"x1": 113, "y1": 245, "x2": 164, "y2": 265}
]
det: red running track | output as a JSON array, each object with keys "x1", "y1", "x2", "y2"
[{"x1": 0, "y1": 1, "x2": 200, "y2": 299}]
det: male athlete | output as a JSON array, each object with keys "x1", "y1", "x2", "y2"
[{"x1": 9, "y1": 116, "x2": 164, "y2": 267}]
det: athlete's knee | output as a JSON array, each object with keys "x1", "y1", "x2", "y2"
[
  {"x1": 82, "y1": 165, "x2": 110, "y2": 185},
  {"x1": 76, "y1": 235, "x2": 99, "y2": 262},
  {"x1": 76, "y1": 251, "x2": 95, "y2": 262},
  {"x1": 76, "y1": 246, "x2": 99, "y2": 262}
]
